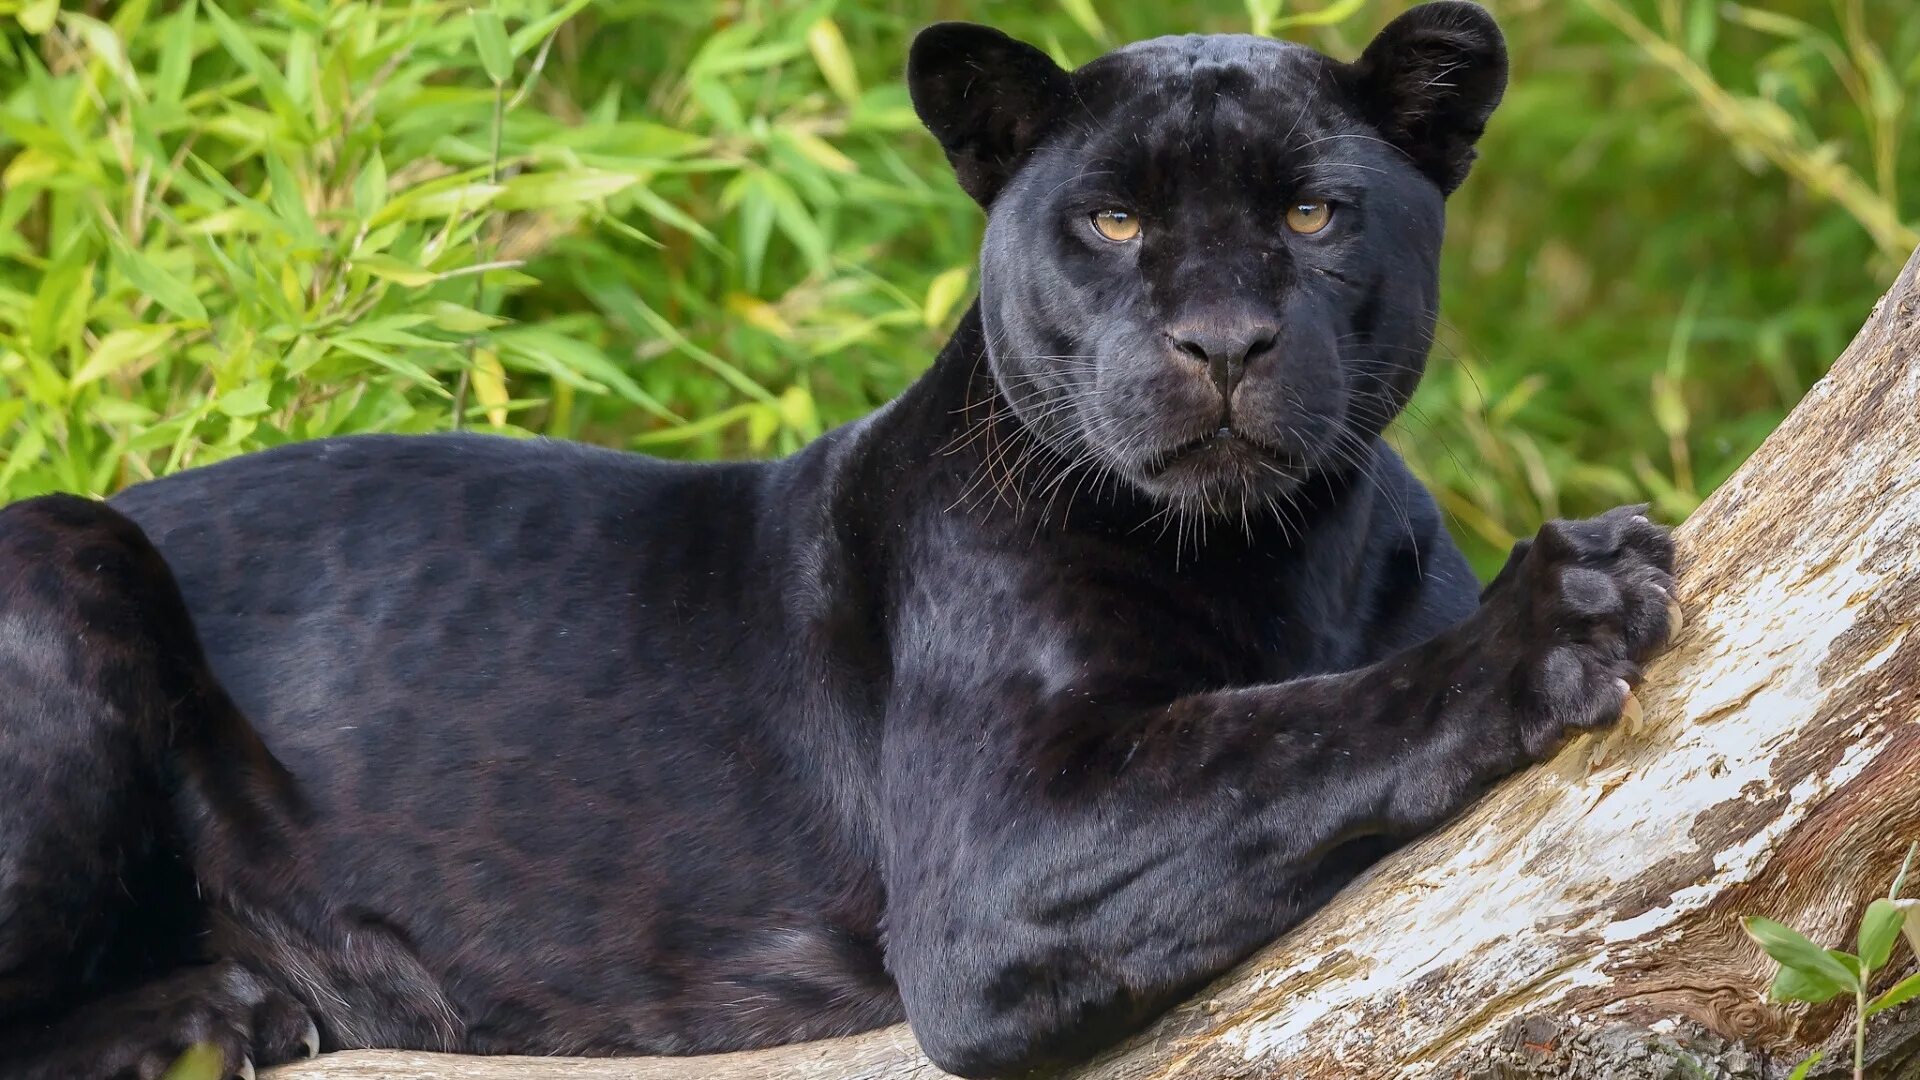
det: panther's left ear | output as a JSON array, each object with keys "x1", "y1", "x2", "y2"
[
  {"x1": 1346, "y1": 1, "x2": 1507, "y2": 195},
  {"x1": 909, "y1": 23, "x2": 1073, "y2": 207}
]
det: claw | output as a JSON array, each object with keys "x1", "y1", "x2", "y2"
[
  {"x1": 237, "y1": 1056, "x2": 256, "y2": 1080},
  {"x1": 1667, "y1": 597, "x2": 1686, "y2": 640},
  {"x1": 301, "y1": 1019, "x2": 321, "y2": 1059},
  {"x1": 1619, "y1": 686, "x2": 1644, "y2": 735}
]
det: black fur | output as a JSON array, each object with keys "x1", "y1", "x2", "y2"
[{"x1": 0, "y1": 5, "x2": 1672, "y2": 1078}]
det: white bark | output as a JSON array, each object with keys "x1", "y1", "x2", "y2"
[{"x1": 272, "y1": 246, "x2": 1920, "y2": 1080}]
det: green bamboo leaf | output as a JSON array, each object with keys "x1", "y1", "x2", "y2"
[
  {"x1": 351, "y1": 254, "x2": 439, "y2": 287},
  {"x1": 370, "y1": 183, "x2": 504, "y2": 225},
  {"x1": 1861, "y1": 899, "x2": 1905, "y2": 972},
  {"x1": 467, "y1": 346, "x2": 510, "y2": 428},
  {"x1": 89, "y1": 396, "x2": 159, "y2": 426},
  {"x1": 114, "y1": 246, "x2": 207, "y2": 324},
  {"x1": 689, "y1": 39, "x2": 807, "y2": 79},
  {"x1": 778, "y1": 383, "x2": 820, "y2": 438},
  {"x1": 1683, "y1": 0, "x2": 1717, "y2": 61},
  {"x1": 426, "y1": 302, "x2": 508, "y2": 334},
  {"x1": 609, "y1": 293, "x2": 775, "y2": 405},
  {"x1": 1719, "y1": 5, "x2": 1812, "y2": 38},
  {"x1": 353, "y1": 150, "x2": 389, "y2": 219},
  {"x1": 784, "y1": 131, "x2": 857, "y2": 175},
  {"x1": 1829, "y1": 949, "x2": 1863, "y2": 981},
  {"x1": 730, "y1": 178, "x2": 775, "y2": 291},
  {"x1": 0, "y1": 426, "x2": 48, "y2": 492},
  {"x1": 804, "y1": 309, "x2": 920, "y2": 359},
  {"x1": 507, "y1": 0, "x2": 590, "y2": 56},
  {"x1": 66, "y1": 14, "x2": 145, "y2": 101},
  {"x1": 18, "y1": 0, "x2": 59, "y2": 34},
  {"x1": 629, "y1": 185, "x2": 718, "y2": 246},
  {"x1": 1743, "y1": 917, "x2": 1861, "y2": 993},
  {"x1": 181, "y1": 155, "x2": 277, "y2": 227},
  {"x1": 756, "y1": 171, "x2": 828, "y2": 276},
  {"x1": 496, "y1": 327, "x2": 673, "y2": 419},
  {"x1": 281, "y1": 336, "x2": 326, "y2": 377},
  {"x1": 493, "y1": 170, "x2": 639, "y2": 210},
  {"x1": 338, "y1": 316, "x2": 444, "y2": 350},
  {"x1": 28, "y1": 243, "x2": 95, "y2": 357},
  {"x1": 1867, "y1": 971, "x2": 1920, "y2": 1018},
  {"x1": 1750, "y1": 957, "x2": 1849, "y2": 1022},
  {"x1": 597, "y1": 214, "x2": 662, "y2": 249},
  {"x1": 282, "y1": 29, "x2": 316, "y2": 110},
  {"x1": 1058, "y1": 0, "x2": 1110, "y2": 44},
  {"x1": 806, "y1": 18, "x2": 861, "y2": 105},
  {"x1": 1246, "y1": 0, "x2": 1283, "y2": 37},
  {"x1": 263, "y1": 154, "x2": 320, "y2": 247},
  {"x1": 201, "y1": 1, "x2": 311, "y2": 138},
  {"x1": 2, "y1": 147, "x2": 63, "y2": 189},
  {"x1": 685, "y1": 77, "x2": 746, "y2": 131},
  {"x1": 220, "y1": 415, "x2": 259, "y2": 447},
  {"x1": 1853, "y1": 38, "x2": 1901, "y2": 122},
  {"x1": 1273, "y1": 0, "x2": 1366, "y2": 29},
  {"x1": 1650, "y1": 373, "x2": 1689, "y2": 441},
  {"x1": 471, "y1": 7, "x2": 512, "y2": 85},
  {"x1": 746, "y1": 401, "x2": 779, "y2": 450},
  {"x1": 329, "y1": 339, "x2": 451, "y2": 395},
  {"x1": 216, "y1": 382, "x2": 273, "y2": 418},
  {"x1": 73, "y1": 326, "x2": 174, "y2": 386},
  {"x1": 155, "y1": 0, "x2": 198, "y2": 106},
  {"x1": 630, "y1": 402, "x2": 759, "y2": 447},
  {"x1": 1890, "y1": 842, "x2": 1917, "y2": 900},
  {"x1": 923, "y1": 266, "x2": 971, "y2": 328}
]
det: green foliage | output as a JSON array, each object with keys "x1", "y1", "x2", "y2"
[
  {"x1": 1743, "y1": 842, "x2": 1920, "y2": 1078},
  {"x1": 1, "y1": 0, "x2": 1917, "y2": 572},
  {"x1": 1744, "y1": 915, "x2": 1861, "y2": 1002}
]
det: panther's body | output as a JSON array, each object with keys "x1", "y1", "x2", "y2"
[{"x1": 0, "y1": 6, "x2": 1676, "y2": 1078}]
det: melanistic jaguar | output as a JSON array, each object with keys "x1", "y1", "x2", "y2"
[{"x1": 0, "y1": 3, "x2": 1675, "y2": 1077}]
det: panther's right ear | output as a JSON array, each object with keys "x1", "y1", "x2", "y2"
[
  {"x1": 908, "y1": 23, "x2": 1072, "y2": 207},
  {"x1": 1347, "y1": 1, "x2": 1507, "y2": 195}
]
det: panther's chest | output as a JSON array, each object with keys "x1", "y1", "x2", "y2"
[{"x1": 917, "y1": 525, "x2": 1373, "y2": 701}]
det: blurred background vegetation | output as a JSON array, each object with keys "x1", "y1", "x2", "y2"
[{"x1": 0, "y1": 0, "x2": 1914, "y2": 573}]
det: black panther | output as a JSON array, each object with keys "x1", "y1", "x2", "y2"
[{"x1": 0, "y1": 4, "x2": 1676, "y2": 1077}]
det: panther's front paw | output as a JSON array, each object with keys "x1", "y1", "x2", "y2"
[{"x1": 1480, "y1": 504, "x2": 1678, "y2": 756}]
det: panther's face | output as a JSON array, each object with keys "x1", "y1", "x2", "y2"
[{"x1": 909, "y1": 3, "x2": 1506, "y2": 514}]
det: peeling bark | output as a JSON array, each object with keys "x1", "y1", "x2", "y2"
[{"x1": 270, "y1": 247, "x2": 1920, "y2": 1080}]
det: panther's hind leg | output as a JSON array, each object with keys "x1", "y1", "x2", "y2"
[{"x1": 0, "y1": 495, "x2": 316, "y2": 1078}]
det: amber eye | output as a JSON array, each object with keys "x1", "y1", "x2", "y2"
[
  {"x1": 1090, "y1": 209, "x2": 1140, "y2": 243},
  {"x1": 1285, "y1": 199, "x2": 1333, "y2": 235}
]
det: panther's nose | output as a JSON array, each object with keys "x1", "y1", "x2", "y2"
[{"x1": 1167, "y1": 323, "x2": 1278, "y2": 403}]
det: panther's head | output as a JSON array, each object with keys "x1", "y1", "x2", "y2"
[{"x1": 909, "y1": 3, "x2": 1505, "y2": 514}]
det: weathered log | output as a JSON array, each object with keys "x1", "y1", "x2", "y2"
[{"x1": 270, "y1": 246, "x2": 1920, "y2": 1080}]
